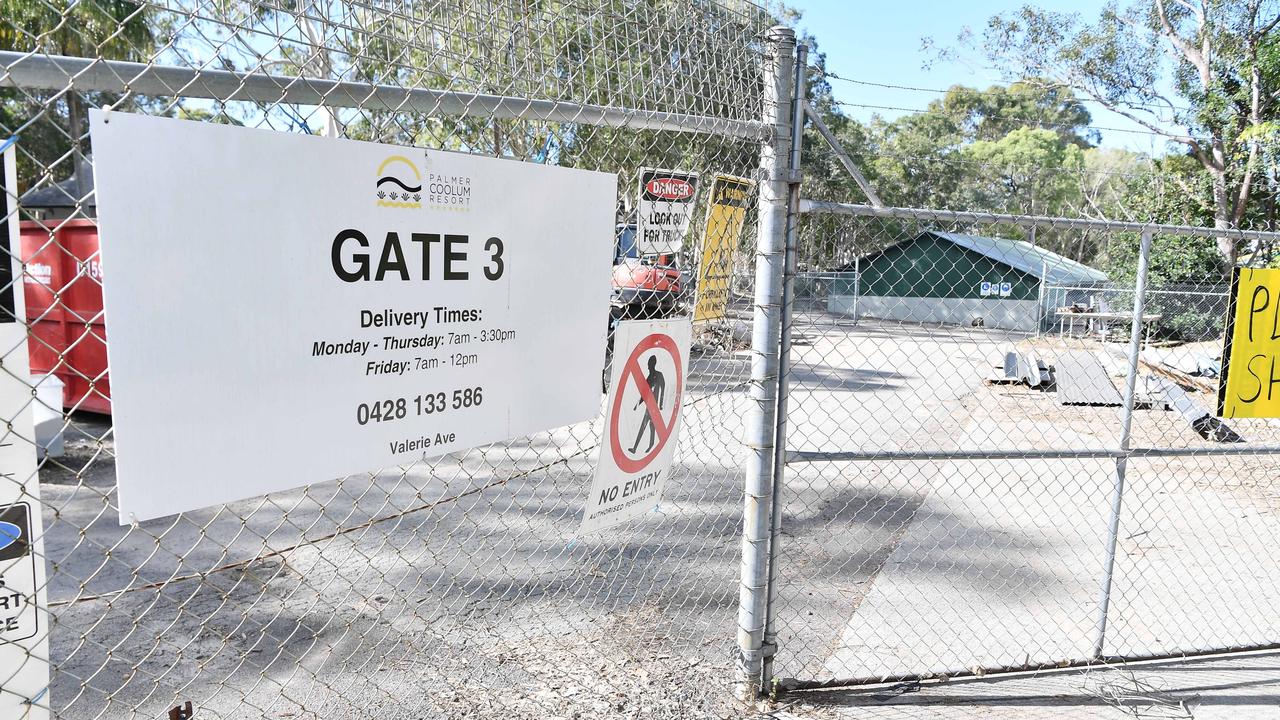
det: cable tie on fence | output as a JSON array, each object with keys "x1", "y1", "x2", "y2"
[{"x1": 24, "y1": 686, "x2": 48, "y2": 706}]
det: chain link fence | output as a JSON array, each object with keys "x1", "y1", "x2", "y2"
[
  {"x1": 767, "y1": 204, "x2": 1280, "y2": 691},
  {"x1": 0, "y1": 2, "x2": 793, "y2": 717},
  {"x1": 6, "y1": 3, "x2": 1280, "y2": 715},
  {"x1": 1043, "y1": 282, "x2": 1231, "y2": 347}
]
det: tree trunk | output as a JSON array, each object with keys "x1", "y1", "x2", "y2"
[
  {"x1": 65, "y1": 90, "x2": 92, "y2": 204},
  {"x1": 1211, "y1": 170, "x2": 1238, "y2": 272},
  {"x1": 299, "y1": 4, "x2": 340, "y2": 138}
]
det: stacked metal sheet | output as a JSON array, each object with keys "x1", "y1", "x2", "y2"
[{"x1": 1055, "y1": 349, "x2": 1123, "y2": 406}]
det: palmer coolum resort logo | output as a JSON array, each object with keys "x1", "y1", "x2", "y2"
[
  {"x1": 376, "y1": 154, "x2": 423, "y2": 209},
  {"x1": 375, "y1": 152, "x2": 473, "y2": 211}
]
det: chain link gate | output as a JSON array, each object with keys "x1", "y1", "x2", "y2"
[
  {"x1": 6, "y1": 1, "x2": 1280, "y2": 713},
  {"x1": 758, "y1": 198, "x2": 1280, "y2": 692},
  {"x1": 0, "y1": 3, "x2": 814, "y2": 718}
]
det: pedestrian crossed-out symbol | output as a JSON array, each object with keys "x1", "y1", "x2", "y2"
[{"x1": 609, "y1": 333, "x2": 683, "y2": 474}]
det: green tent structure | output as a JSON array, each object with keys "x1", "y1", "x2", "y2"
[{"x1": 829, "y1": 230, "x2": 1109, "y2": 332}]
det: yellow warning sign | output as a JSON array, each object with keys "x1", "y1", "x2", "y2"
[
  {"x1": 693, "y1": 175, "x2": 754, "y2": 323},
  {"x1": 1219, "y1": 267, "x2": 1280, "y2": 418}
]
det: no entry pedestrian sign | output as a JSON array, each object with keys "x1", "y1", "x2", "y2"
[{"x1": 581, "y1": 319, "x2": 691, "y2": 534}]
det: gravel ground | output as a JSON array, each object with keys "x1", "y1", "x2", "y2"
[
  {"x1": 768, "y1": 312, "x2": 1280, "y2": 715},
  {"x1": 28, "y1": 311, "x2": 1280, "y2": 719},
  {"x1": 37, "y1": 332, "x2": 765, "y2": 719}
]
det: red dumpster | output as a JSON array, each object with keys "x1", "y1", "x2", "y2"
[{"x1": 20, "y1": 219, "x2": 111, "y2": 414}]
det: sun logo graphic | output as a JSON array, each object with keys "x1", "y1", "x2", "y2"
[{"x1": 375, "y1": 155, "x2": 423, "y2": 209}]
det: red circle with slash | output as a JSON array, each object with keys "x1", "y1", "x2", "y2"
[{"x1": 609, "y1": 333, "x2": 684, "y2": 473}]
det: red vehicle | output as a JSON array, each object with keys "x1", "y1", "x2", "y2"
[
  {"x1": 610, "y1": 224, "x2": 682, "y2": 314},
  {"x1": 603, "y1": 224, "x2": 686, "y2": 390}
]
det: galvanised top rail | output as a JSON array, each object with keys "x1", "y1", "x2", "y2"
[
  {"x1": 800, "y1": 199, "x2": 1280, "y2": 243},
  {"x1": 0, "y1": 51, "x2": 768, "y2": 140}
]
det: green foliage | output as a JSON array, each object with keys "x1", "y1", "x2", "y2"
[
  {"x1": 1107, "y1": 230, "x2": 1225, "y2": 287},
  {"x1": 175, "y1": 108, "x2": 243, "y2": 126},
  {"x1": 799, "y1": 82, "x2": 1108, "y2": 265},
  {"x1": 1104, "y1": 197, "x2": 1225, "y2": 341},
  {"x1": 867, "y1": 84, "x2": 1096, "y2": 212},
  {"x1": 830, "y1": 82, "x2": 1094, "y2": 215},
  {"x1": 0, "y1": 0, "x2": 153, "y2": 189},
  {"x1": 939, "y1": 81, "x2": 1097, "y2": 147},
  {"x1": 0, "y1": 0, "x2": 151, "y2": 57},
  {"x1": 1104, "y1": 221, "x2": 1227, "y2": 342},
  {"x1": 0, "y1": 0, "x2": 1268, "y2": 293},
  {"x1": 971, "y1": 1, "x2": 1280, "y2": 265},
  {"x1": 963, "y1": 127, "x2": 1085, "y2": 211}
]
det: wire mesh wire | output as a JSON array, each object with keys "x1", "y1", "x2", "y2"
[
  {"x1": 0, "y1": 1, "x2": 781, "y2": 717},
  {"x1": 7, "y1": 1, "x2": 1280, "y2": 713},
  {"x1": 771, "y1": 205, "x2": 1280, "y2": 688}
]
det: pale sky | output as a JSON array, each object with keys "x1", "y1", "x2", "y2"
[{"x1": 789, "y1": 0, "x2": 1183, "y2": 154}]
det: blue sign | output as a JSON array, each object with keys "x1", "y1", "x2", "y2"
[
  {"x1": 0, "y1": 520, "x2": 20, "y2": 551},
  {"x1": 0, "y1": 504, "x2": 30, "y2": 560}
]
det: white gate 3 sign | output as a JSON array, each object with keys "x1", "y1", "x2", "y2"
[{"x1": 91, "y1": 112, "x2": 615, "y2": 522}]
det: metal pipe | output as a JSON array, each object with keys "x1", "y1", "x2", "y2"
[
  {"x1": 778, "y1": 642, "x2": 1280, "y2": 693},
  {"x1": 0, "y1": 51, "x2": 766, "y2": 140},
  {"x1": 1093, "y1": 228, "x2": 1153, "y2": 659},
  {"x1": 798, "y1": 199, "x2": 1280, "y2": 243},
  {"x1": 1036, "y1": 260, "x2": 1048, "y2": 337},
  {"x1": 735, "y1": 25, "x2": 794, "y2": 703},
  {"x1": 787, "y1": 444, "x2": 1280, "y2": 463},
  {"x1": 802, "y1": 101, "x2": 882, "y2": 207},
  {"x1": 788, "y1": 448, "x2": 1128, "y2": 462},
  {"x1": 761, "y1": 41, "x2": 807, "y2": 689},
  {"x1": 853, "y1": 255, "x2": 860, "y2": 322},
  {"x1": 1123, "y1": 445, "x2": 1280, "y2": 457}
]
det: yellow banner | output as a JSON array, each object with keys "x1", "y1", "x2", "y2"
[
  {"x1": 693, "y1": 175, "x2": 754, "y2": 323},
  {"x1": 1219, "y1": 267, "x2": 1280, "y2": 418}
]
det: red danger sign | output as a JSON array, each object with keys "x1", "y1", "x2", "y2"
[
  {"x1": 609, "y1": 333, "x2": 684, "y2": 473},
  {"x1": 637, "y1": 168, "x2": 699, "y2": 255},
  {"x1": 644, "y1": 177, "x2": 695, "y2": 201}
]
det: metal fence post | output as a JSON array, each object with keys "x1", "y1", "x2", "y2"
[
  {"x1": 735, "y1": 23, "x2": 795, "y2": 702},
  {"x1": 1036, "y1": 260, "x2": 1048, "y2": 337},
  {"x1": 761, "y1": 40, "x2": 807, "y2": 688},
  {"x1": 1092, "y1": 227, "x2": 1153, "y2": 659},
  {"x1": 853, "y1": 255, "x2": 860, "y2": 322}
]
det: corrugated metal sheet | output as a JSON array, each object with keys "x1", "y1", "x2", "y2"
[
  {"x1": 1056, "y1": 349, "x2": 1122, "y2": 406},
  {"x1": 926, "y1": 231, "x2": 1108, "y2": 286}
]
